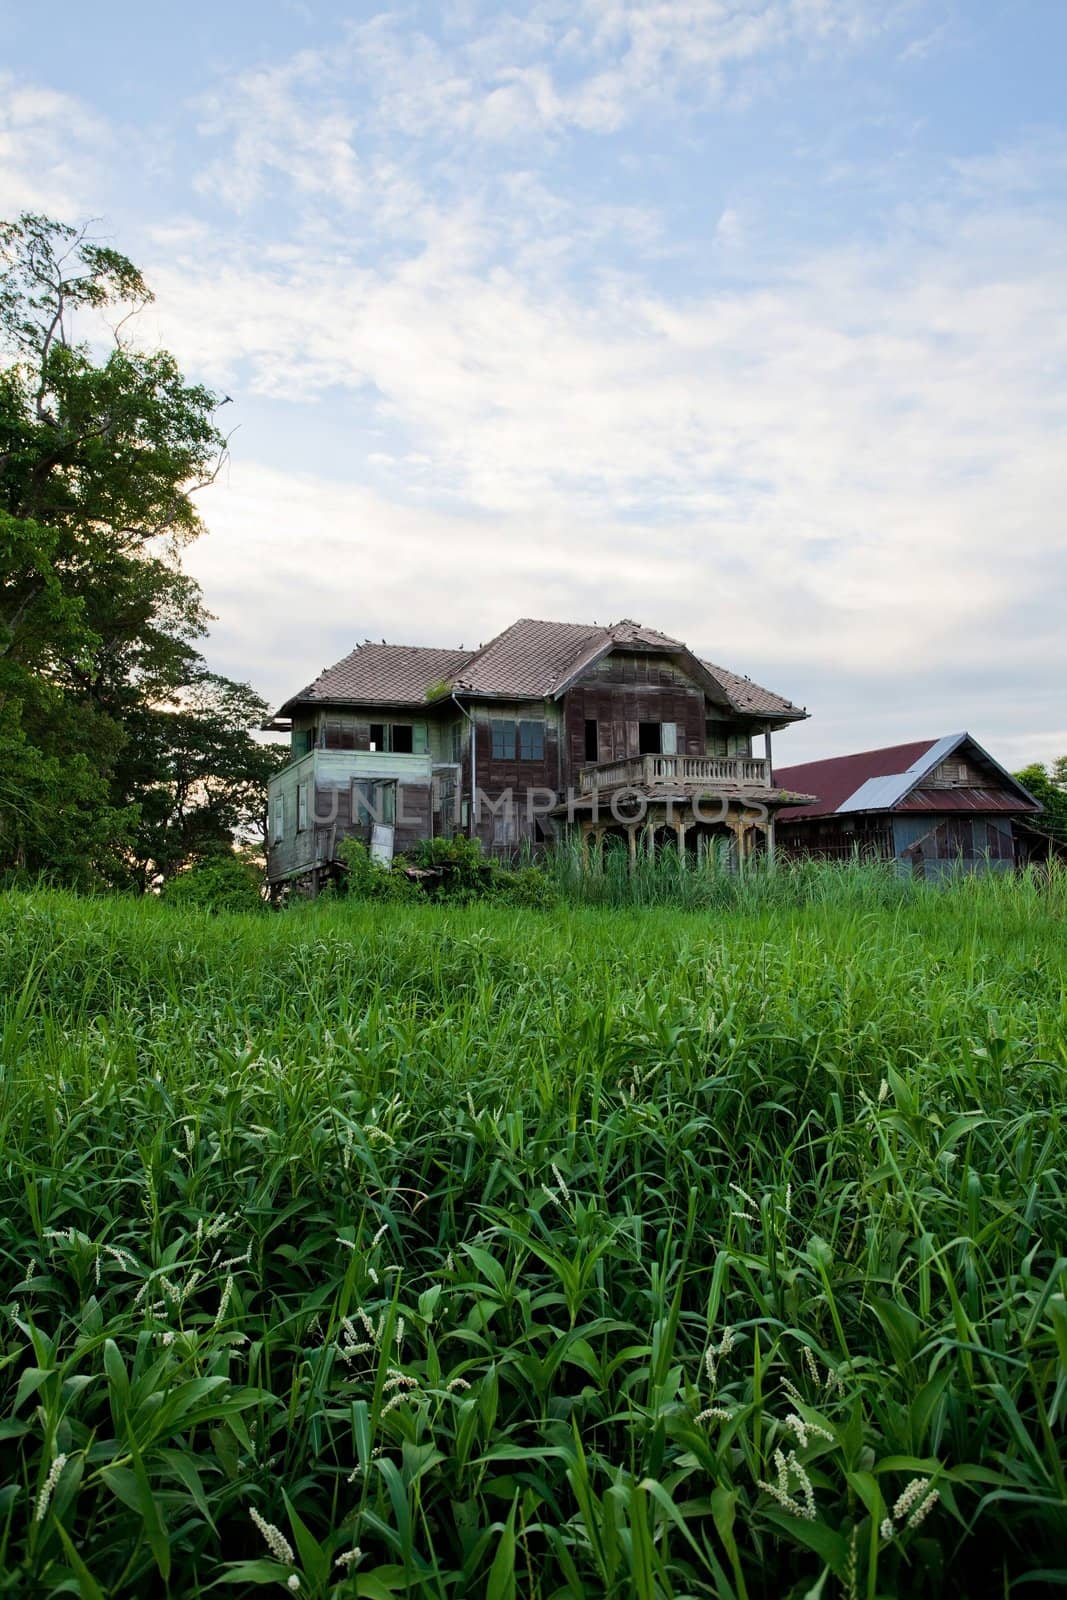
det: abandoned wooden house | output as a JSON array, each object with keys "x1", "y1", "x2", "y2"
[
  {"x1": 773, "y1": 733, "x2": 1043, "y2": 874},
  {"x1": 264, "y1": 617, "x2": 816, "y2": 893}
]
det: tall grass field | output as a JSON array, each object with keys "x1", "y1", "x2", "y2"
[{"x1": 1, "y1": 869, "x2": 1065, "y2": 1597}]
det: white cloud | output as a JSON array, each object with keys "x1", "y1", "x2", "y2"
[
  {"x1": 195, "y1": 54, "x2": 361, "y2": 211},
  {"x1": 156, "y1": 146, "x2": 1066, "y2": 767},
  {"x1": 0, "y1": 74, "x2": 111, "y2": 218},
  {"x1": 187, "y1": 0, "x2": 931, "y2": 195}
]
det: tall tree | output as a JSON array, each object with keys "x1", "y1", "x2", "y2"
[{"x1": 0, "y1": 213, "x2": 278, "y2": 885}]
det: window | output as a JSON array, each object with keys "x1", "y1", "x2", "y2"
[
  {"x1": 323, "y1": 719, "x2": 356, "y2": 750},
  {"x1": 377, "y1": 781, "x2": 396, "y2": 825},
  {"x1": 297, "y1": 784, "x2": 308, "y2": 832},
  {"x1": 271, "y1": 796, "x2": 285, "y2": 842},
  {"x1": 492, "y1": 808, "x2": 516, "y2": 845},
  {"x1": 353, "y1": 780, "x2": 396, "y2": 824},
  {"x1": 491, "y1": 719, "x2": 516, "y2": 760},
  {"x1": 585, "y1": 719, "x2": 599, "y2": 762},
  {"x1": 368, "y1": 722, "x2": 428, "y2": 754},
  {"x1": 706, "y1": 724, "x2": 750, "y2": 759},
  {"x1": 519, "y1": 720, "x2": 545, "y2": 761},
  {"x1": 639, "y1": 721, "x2": 662, "y2": 754}
]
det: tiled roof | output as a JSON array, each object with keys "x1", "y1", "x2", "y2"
[
  {"x1": 454, "y1": 619, "x2": 609, "y2": 697},
  {"x1": 775, "y1": 734, "x2": 1041, "y2": 821},
  {"x1": 282, "y1": 645, "x2": 472, "y2": 711},
  {"x1": 701, "y1": 660, "x2": 804, "y2": 720},
  {"x1": 277, "y1": 617, "x2": 806, "y2": 722}
]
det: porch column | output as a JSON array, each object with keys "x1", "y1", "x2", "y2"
[
  {"x1": 675, "y1": 815, "x2": 687, "y2": 867},
  {"x1": 627, "y1": 825, "x2": 638, "y2": 872}
]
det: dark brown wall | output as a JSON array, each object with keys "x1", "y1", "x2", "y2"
[
  {"x1": 467, "y1": 703, "x2": 560, "y2": 851},
  {"x1": 776, "y1": 814, "x2": 895, "y2": 861},
  {"x1": 562, "y1": 653, "x2": 709, "y2": 779}
]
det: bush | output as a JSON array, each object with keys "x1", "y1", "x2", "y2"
[
  {"x1": 160, "y1": 853, "x2": 263, "y2": 913},
  {"x1": 489, "y1": 864, "x2": 560, "y2": 907},
  {"x1": 336, "y1": 837, "x2": 421, "y2": 902}
]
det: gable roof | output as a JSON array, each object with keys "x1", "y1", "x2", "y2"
[
  {"x1": 276, "y1": 617, "x2": 806, "y2": 725},
  {"x1": 775, "y1": 733, "x2": 1041, "y2": 821}
]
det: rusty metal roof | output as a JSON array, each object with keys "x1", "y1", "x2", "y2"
[
  {"x1": 776, "y1": 734, "x2": 1041, "y2": 821},
  {"x1": 897, "y1": 786, "x2": 1037, "y2": 814},
  {"x1": 277, "y1": 617, "x2": 806, "y2": 722}
]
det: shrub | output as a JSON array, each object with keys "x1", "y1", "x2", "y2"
[
  {"x1": 489, "y1": 864, "x2": 560, "y2": 907},
  {"x1": 160, "y1": 852, "x2": 263, "y2": 913},
  {"x1": 336, "y1": 837, "x2": 421, "y2": 901}
]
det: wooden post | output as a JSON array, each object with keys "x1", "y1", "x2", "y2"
[
  {"x1": 627, "y1": 825, "x2": 637, "y2": 872},
  {"x1": 675, "y1": 816, "x2": 687, "y2": 867}
]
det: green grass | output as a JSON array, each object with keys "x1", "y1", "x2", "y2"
[{"x1": 0, "y1": 869, "x2": 1065, "y2": 1597}]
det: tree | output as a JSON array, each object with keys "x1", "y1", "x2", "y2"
[
  {"x1": 1015, "y1": 759, "x2": 1067, "y2": 844},
  {"x1": 0, "y1": 213, "x2": 278, "y2": 886}
]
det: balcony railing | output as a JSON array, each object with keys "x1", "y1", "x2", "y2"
[{"x1": 578, "y1": 753, "x2": 770, "y2": 794}]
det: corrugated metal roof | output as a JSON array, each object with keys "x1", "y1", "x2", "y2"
[
  {"x1": 278, "y1": 617, "x2": 806, "y2": 722},
  {"x1": 776, "y1": 733, "x2": 1041, "y2": 821},
  {"x1": 898, "y1": 786, "x2": 1039, "y2": 814},
  {"x1": 773, "y1": 739, "x2": 940, "y2": 820}
]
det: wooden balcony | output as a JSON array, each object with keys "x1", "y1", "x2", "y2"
[{"x1": 578, "y1": 753, "x2": 771, "y2": 794}]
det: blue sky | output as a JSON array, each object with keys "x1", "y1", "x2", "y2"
[{"x1": 2, "y1": 0, "x2": 1065, "y2": 764}]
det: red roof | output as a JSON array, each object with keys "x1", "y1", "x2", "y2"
[
  {"x1": 898, "y1": 787, "x2": 1037, "y2": 815},
  {"x1": 774, "y1": 740, "x2": 938, "y2": 821}
]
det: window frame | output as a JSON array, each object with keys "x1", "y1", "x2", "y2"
[
  {"x1": 491, "y1": 718, "x2": 517, "y2": 761},
  {"x1": 518, "y1": 719, "x2": 545, "y2": 762}
]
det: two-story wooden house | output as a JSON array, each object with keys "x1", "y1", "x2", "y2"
[{"x1": 264, "y1": 617, "x2": 815, "y2": 893}]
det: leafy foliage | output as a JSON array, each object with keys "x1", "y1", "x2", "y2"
[
  {"x1": 0, "y1": 213, "x2": 276, "y2": 887},
  {"x1": 1015, "y1": 759, "x2": 1067, "y2": 844},
  {"x1": 1, "y1": 870, "x2": 1066, "y2": 1596},
  {"x1": 159, "y1": 852, "x2": 265, "y2": 914},
  {"x1": 336, "y1": 837, "x2": 422, "y2": 902}
]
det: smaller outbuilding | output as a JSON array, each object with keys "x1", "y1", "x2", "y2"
[{"x1": 774, "y1": 732, "x2": 1043, "y2": 875}]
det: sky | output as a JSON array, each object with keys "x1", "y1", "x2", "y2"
[{"x1": 2, "y1": 0, "x2": 1065, "y2": 766}]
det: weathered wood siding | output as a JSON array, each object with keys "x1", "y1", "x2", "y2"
[
  {"x1": 266, "y1": 750, "x2": 435, "y2": 882},
  {"x1": 563, "y1": 652, "x2": 711, "y2": 775},
  {"x1": 464, "y1": 701, "x2": 562, "y2": 852},
  {"x1": 776, "y1": 814, "x2": 895, "y2": 862}
]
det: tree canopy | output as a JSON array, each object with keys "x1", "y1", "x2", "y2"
[
  {"x1": 1015, "y1": 758, "x2": 1067, "y2": 845},
  {"x1": 0, "y1": 213, "x2": 284, "y2": 887}
]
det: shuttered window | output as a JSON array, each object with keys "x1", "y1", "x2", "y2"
[
  {"x1": 519, "y1": 720, "x2": 545, "y2": 761},
  {"x1": 491, "y1": 719, "x2": 516, "y2": 759}
]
